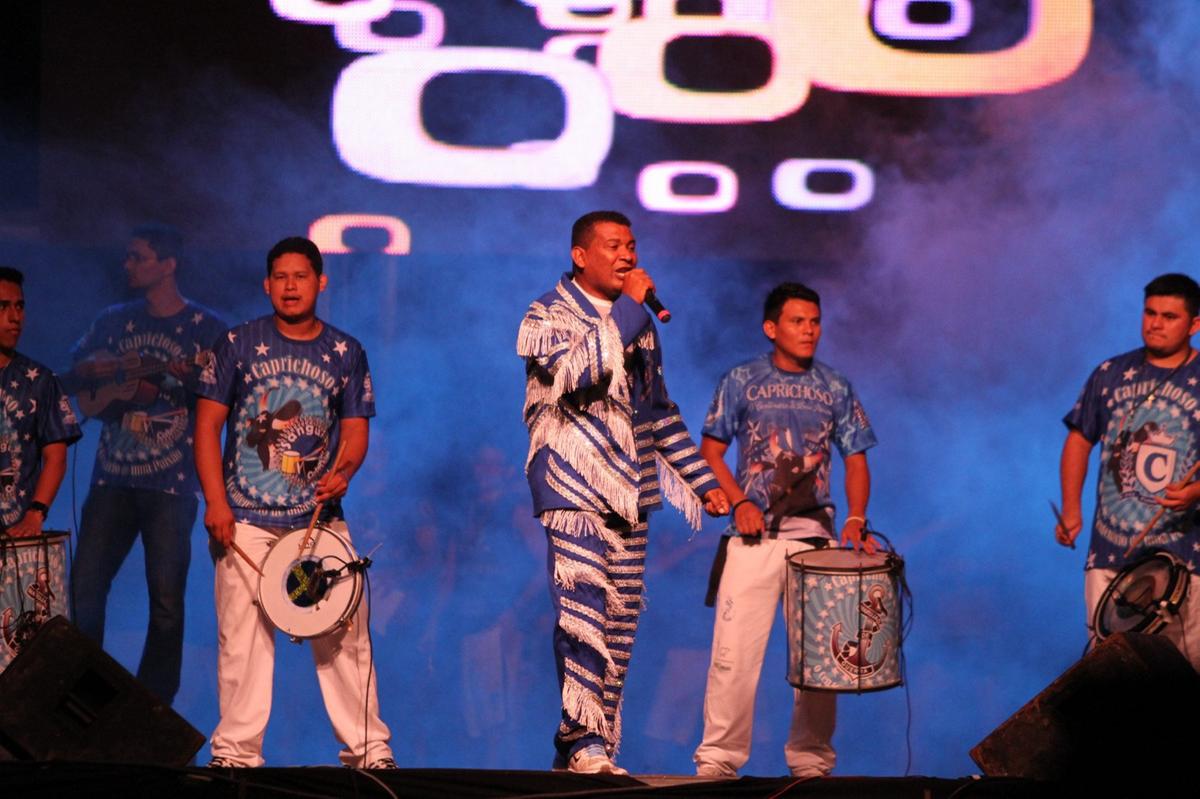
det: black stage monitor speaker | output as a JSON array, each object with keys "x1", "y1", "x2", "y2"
[
  {"x1": 970, "y1": 631, "x2": 1200, "y2": 782},
  {"x1": 0, "y1": 615, "x2": 204, "y2": 765}
]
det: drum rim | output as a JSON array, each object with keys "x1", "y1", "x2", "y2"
[
  {"x1": 1093, "y1": 549, "x2": 1189, "y2": 639},
  {"x1": 786, "y1": 548, "x2": 900, "y2": 574},
  {"x1": 257, "y1": 525, "x2": 364, "y2": 639}
]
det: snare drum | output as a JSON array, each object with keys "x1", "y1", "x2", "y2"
[
  {"x1": 257, "y1": 525, "x2": 363, "y2": 640},
  {"x1": 1092, "y1": 550, "x2": 1189, "y2": 640},
  {"x1": 1, "y1": 532, "x2": 70, "y2": 672},
  {"x1": 786, "y1": 547, "x2": 904, "y2": 692}
]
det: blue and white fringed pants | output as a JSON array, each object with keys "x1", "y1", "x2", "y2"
[{"x1": 544, "y1": 511, "x2": 648, "y2": 761}]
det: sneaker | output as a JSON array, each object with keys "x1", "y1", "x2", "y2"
[
  {"x1": 695, "y1": 762, "x2": 734, "y2": 779},
  {"x1": 206, "y1": 757, "x2": 245, "y2": 768},
  {"x1": 365, "y1": 757, "x2": 398, "y2": 770},
  {"x1": 567, "y1": 743, "x2": 628, "y2": 776}
]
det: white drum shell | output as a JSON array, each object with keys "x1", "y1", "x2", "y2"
[{"x1": 257, "y1": 525, "x2": 363, "y2": 639}]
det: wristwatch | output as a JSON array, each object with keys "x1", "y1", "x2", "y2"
[{"x1": 28, "y1": 501, "x2": 49, "y2": 518}]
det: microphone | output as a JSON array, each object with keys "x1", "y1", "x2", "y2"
[{"x1": 644, "y1": 289, "x2": 671, "y2": 323}]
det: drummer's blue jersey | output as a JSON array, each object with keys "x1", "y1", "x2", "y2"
[
  {"x1": 703, "y1": 353, "x2": 875, "y2": 536},
  {"x1": 197, "y1": 315, "x2": 374, "y2": 528},
  {"x1": 1065, "y1": 347, "x2": 1200, "y2": 573},
  {"x1": 0, "y1": 353, "x2": 81, "y2": 527}
]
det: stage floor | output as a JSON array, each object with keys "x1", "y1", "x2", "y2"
[{"x1": 0, "y1": 763, "x2": 1059, "y2": 798}]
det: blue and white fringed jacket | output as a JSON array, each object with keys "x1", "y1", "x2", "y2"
[{"x1": 518, "y1": 274, "x2": 718, "y2": 532}]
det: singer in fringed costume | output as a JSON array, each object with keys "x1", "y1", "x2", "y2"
[{"x1": 517, "y1": 211, "x2": 727, "y2": 774}]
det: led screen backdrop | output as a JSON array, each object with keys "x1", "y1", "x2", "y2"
[{"x1": 3, "y1": 0, "x2": 1199, "y2": 776}]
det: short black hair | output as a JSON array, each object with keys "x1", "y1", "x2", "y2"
[
  {"x1": 266, "y1": 236, "x2": 323, "y2": 276},
  {"x1": 571, "y1": 210, "x2": 632, "y2": 250},
  {"x1": 0, "y1": 266, "x2": 24, "y2": 286},
  {"x1": 131, "y1": 223, "x2": 183, "y2": 262},
  {"x1": 764, "y1": 282, "x2": 821, "y2": 322},
  {"x1": 1145, "y1": 273, "x2": 1200, "y2": 317}
]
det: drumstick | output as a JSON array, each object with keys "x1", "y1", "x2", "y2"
[
  {"x1": 1124, "y1": 460, "x2": 1200, "y2": 556},
  {"x1": 1049, "y1": 500, "x2": 1074, "y2": 550},
  {"x1": 298, "y1": 439, "x2": 349, "y2": 556},
  {"x1": 230, "y1": 539, "x2": 264, "y2": 577}
]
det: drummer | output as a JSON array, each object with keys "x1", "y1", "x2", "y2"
[
  {"x1": 1055, "y1": 273, "x2": 1200, "y2": 670},
  {"x1": 194, "y1": 236, "x2": 395, "y2": 768},
  {"x1": 693, "y1": 282, "x2": 877, "y2": 779},
  {"x1": 0, "y1": 267, "x2": 81, "y2": 537}
]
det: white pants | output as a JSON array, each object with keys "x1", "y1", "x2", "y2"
[
  {"x1": 210, "y1": 521, "x2": 393, "y2": 767},
  {"x1": 1085, "y1": 566, "x2": 1200, "y2": 671},
  {"x1": 694, "y1": 537, "x2": 836, "y2": 777}
]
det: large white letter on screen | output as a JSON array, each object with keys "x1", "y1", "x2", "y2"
[
  {"x1": 271, "y1": 0, "x2": 392, "y2": 24},
  {"x1": 310, "y1": 214, "x2": 412, "y2": 255},
  {"x1": 596, "y1": 15, "x2": 809, "y2": 122},
  {"x1": 526, "y1": 1, "x2": 633, "y2": 31},
  {"x1": 332, "y1": 48, "x2": 614, "y2": 188},
  {"x1": 799, "y1": 0, "x2": 1092, "y2": 96},
  {"x1": 872, "y1": 0, "x2": 973, "y2": 41},
  {"x1": 335, "y1": 1, "x2": 445, "y2": 52},
  {"x1": 638, "y1": 161, "x2": 739, "y2": 214},
  {"x1": 772, "y1": 159, "x2": 874, "y2": 212}
]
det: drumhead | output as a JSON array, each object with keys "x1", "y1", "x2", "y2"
[
  {"x1": 1094, "y1": 551, "x2": 1189, "y2": 639},
  {"x1": 787, "y1": 546, "x2": 893, "y2": 574},
  {"x1": 257, "y1": 525, "x2": 364, "y2": 639}
]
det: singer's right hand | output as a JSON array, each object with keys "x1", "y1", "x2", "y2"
[{"x1": 621, "y1": 268, "x2": 655, "y2": 305}]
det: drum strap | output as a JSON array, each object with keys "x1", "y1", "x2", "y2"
[{"x1": 703, "y1": 535, "x2": 732, "y2": 608}]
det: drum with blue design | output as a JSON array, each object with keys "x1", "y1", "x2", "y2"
[
  {"x1": 0, "y1": 532, "x2": 70, "y2": 673},
  {"x1": 786, "y1": 547, "x2": 904, "y2": 692}
]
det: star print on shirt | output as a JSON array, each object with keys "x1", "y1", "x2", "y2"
[
  {"x1": 125, "y1": 320, "x2": 136, "y2": 333},
  {"x1": 192, "y1": 312, "x2": 204, "y2": 325},
  {"x1": 333, "y1": 340, "x2": 348, "y2": 357},
  {"x1": 322, "y1": 354, "x2": 331, "y2": 363},
  {"x1": 227, "y1": 331, "x2": 238, "y2": 343},
  {"x1": 255, "y1": 342, "x2": 269, "y2": 356},
  {"x1": 1100, "y1": 360, "x2": 1112, "y2": 371},
  {"x1": 1122, "y1": 367, "x2": 1137, "y2": 381},
  {"x1": 175, "y1": 326, "x2": 183, "y2": 334},
  {"x1": 24, "y1": 367, "x2": 38, "y2": 381}
]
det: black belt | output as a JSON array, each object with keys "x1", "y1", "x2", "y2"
[{"x1": 704, "y1": 534, "x2": 831, "y2": 607}]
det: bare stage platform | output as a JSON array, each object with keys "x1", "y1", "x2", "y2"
[{"x1": 0, "y1": 763, "x2": 1059, "y2": 798}]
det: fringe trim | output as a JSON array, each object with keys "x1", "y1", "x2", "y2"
[
  {"x1": 543, "y1": 510, "x2": 628, "y2": 555},
  {"x1": 556, "y1": 595, "x2": 617, "y2": 674},
  {"x1": 527, "y1": 414, "x2": 640, "y2": 524},
  {"x1": 562, "y1": 674, "x2": 612, "y2": 744},
  {"x1": 552, "y1": 551, "x2": 629, "y2": 620},
  {"x1": 655, "y1": 451, "x2": 703, "y2": 530},
  {"x1": 611, "y1": 694, "x2": 624, "y2": 754}
]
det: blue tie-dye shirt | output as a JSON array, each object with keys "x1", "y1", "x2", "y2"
[
  {"x1": 1064, "y1": 348, "x2": 1200, "y2": 574},
  {"x1": 703, "y1": 354, "x2": 876, "y2": 538}
]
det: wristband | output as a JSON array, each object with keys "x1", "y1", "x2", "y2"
[
  {"x1": 28, "y1": 501, "x2": 49, "y2": 519},
  {"x1": 845, "y1": 515, "x2": 866, "y2": 526},
  {"x1": 731, "y1": 498, "x2": 755, "y2": 515}
]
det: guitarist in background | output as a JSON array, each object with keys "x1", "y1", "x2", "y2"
[{"x1": 69, "y1": 224, "x2": 225, "y2": 705}]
